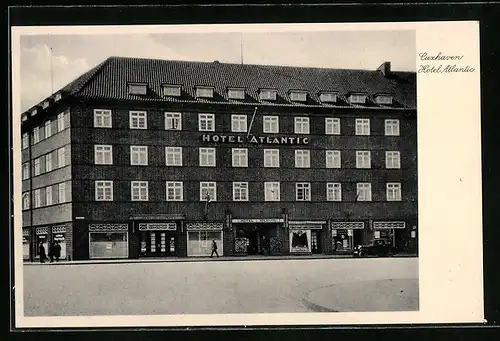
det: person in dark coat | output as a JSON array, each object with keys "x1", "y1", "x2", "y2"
[
  {"x1": 54, "y1": 241, "x2": 62, "y2": 262},
  {"x1": 39, "y1": 242, "x2": 47, "y2": 263},
  {"x1": 48, "y1": 241, "x2": 55, "y2": 263},
  {"x1": 210, "y1": 240, "x2": 219, "y2": 258}
]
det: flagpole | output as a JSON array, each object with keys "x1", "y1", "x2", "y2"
[
  {"x1": 246, "y1": 106, "x2": 258, "y2": 139},
  {"x1": 49, "y1": 46, "x2": 54, "y2": 95}
]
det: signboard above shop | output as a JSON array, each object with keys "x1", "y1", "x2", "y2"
[{"x1": 201, "y1": 134, "x2": 309, "y2": 145}]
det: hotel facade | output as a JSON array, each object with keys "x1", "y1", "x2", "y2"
[{"x1": 20, "y1": 57, "x2": 417, "y2": 261}]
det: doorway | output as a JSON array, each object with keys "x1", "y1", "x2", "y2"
[{"x1": 139, "y1": 231, "x2": 177, "y2": 257}]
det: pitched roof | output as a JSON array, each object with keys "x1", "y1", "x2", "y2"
[{"x1": 25, "y1": 56, "x2": 416, "y2": 115}]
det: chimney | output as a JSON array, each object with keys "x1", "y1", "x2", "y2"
[{"x1": 377, "y1": 61, "x2": 391, "y2": 77}]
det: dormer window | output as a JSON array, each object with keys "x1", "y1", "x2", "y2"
[
  {"x1": 375, "y1": 94, "x2": 393, "y2": 105},
  {"x1": 259, "y1": 89, "x2": 277, "y2": 101},
  {"x1": 348, "y1": 94, "x2": 367, "y2": 104},
  {"x1": 319, "y1": 92, "x2": 338, "y2": 103},
  {"x1": 163, "y1": 85, "x2": 181, "y2": 97},
  {"x1": 289, "y1": 91, "x2": 307, "y2": 102},
  {"x1": 42, "y1": 101, "x2": 50, "y2": 109},
  {"x1": 21, "y1": 115, "x2": 27, "y2": 122},
  {"x1": 128, "y1": 83, "x2": 148, "y2": 95},
  {"x1": 196, "y1": 86, "x2": 214, "y2": 98},
  {"x1": 54, "y1": 93, "x2": 62, "y2": 102},
  {"x1": 228, "y1": 88, "x2": 245, "y2": 100},
  {"x1": 31, "y1": 108, "x2": 38, "y2": 116}
]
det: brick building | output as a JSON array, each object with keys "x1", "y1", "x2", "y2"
[{"x1": 20, "y1": 56, "x2": 417, "y2": 261}]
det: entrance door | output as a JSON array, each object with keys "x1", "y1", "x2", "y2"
[
  {"x1": 311, "y1": 230, "x2": 321, "y2": 254},
  {"x1": 142, "y1": 231, "x2": 176, "y2": 257}
]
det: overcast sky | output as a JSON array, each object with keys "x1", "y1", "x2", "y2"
[{"x1": 19, "y1": 30, "x2": 415, "y2": 111}]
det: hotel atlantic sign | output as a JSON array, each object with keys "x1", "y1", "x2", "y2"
[{"x1": 200, "y1": 134, "x2": 309, "y2": 145}]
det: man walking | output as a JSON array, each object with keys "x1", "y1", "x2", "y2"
[
  {"x1": 54, "y1": 241, "x2": 62, "y2": 262},
  {"x1": 210, "y1": 239, "x2": 219, "y2": 258}
]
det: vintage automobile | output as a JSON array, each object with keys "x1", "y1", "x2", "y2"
[{"x1": 353, "y1": 238, "x2": 395, "y2": 258}]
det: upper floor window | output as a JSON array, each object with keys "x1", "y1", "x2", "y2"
[
  {"x1": 228, "y1": 88, "x2": 245, "y2": 99},
  {"x1": 94, "y1": 109, "x2": 112, "y2": 128},
  {"x1": 356, "y1": 150, "x2": 371, "y2": 169},
  {"x1": 22, "y1": 193, "x2": 30, "y2": 210},
  {"x1": 95, "y1": 181, "x2": 113, "y2": 201},
  {"x1": 325, "y1": 118, "x2": 341, "y2": 135},
  {"x1": 289, "y1": 91, "x2": 307, "y2": 102},
  {"x1": 165, "y1": 147, "x2": 183, "y2": 166},
  {"x1": 326, "y1": 150, "x2": 341, "y2": 168},
  {"x1": 327, "y1": 183, "x2": 342, "y2": 201},
  {"x1": 198, "y1": 113, "x2": 215, "y2": 132},
  {"x1": 296, "y1": 182, "x2": 311, "y2": 201},
  {"x1": 232, "y1": 148, "x2": 248, "y2": 167},
  {"x1": 295, "y1": 150, "x2": 310, "y2": 168},
  {"x1": 375, "y1": 95, "x2": 393, "y2": 105},
  {"x1": 233, "y1": 182, "x2": 249, "y2": 201},
  {"x1": 166, "y1": 181, "x2": 183, "y2": 201},
  {"x1": 42, "y1": 100, "x2": 50, "y2": 109},
  {"x1": 129, "y1": 111, "x2": 147, "y2": 129},
  {"x1": 45, "y1": 186, "x2": 53, "y2": 206},
  {"x1": 34, "y1": 157, "x2": 41, "y2": 176},
  {"x1": 231, "y1": 114, "x2": 247, "y2": 132},
  {"x1": 357, "y1": 183, "x2": 372, "y2": 201},
  {"x1": 128, "y1": 83, "x2": 147, "y2": 95},
  {"x1": 44, "y1": 121, "x2": 52, "y2": 139},
  {"x1": 54, "y1": 93, "x2": 62, "y2": 102},
  {"x1": 196, "y1": 86, "x2": 214, "y2": 98},
  {"x1": 263, "y1": 116, "x2": 279, "y2": 133},
  {"x1": 264, "y1": 182, "x2": 280, "y2": 201},
  {"x1": 22, "y1": 162, "x2": 30, "y2": 180},
  {"x1": 130, "y1": 146, "x2": 148, "y2": 166},
  {"x1": 165, "y1": 112, "x2": 182, "y2": 130},
  {"x1": 131, "y1": 181, "x2": 149, "y2": 201},
  {"x1": 200, "y1": 182, "x2": 217, "y2": 201},
  {"x1": 58, "y1": 182, "x2": 67, "y2": 203},
  {"x1": 386, "y1": 151, "x2": 401, "y2": 169},
  {"x1": 34, "y1": 189, "x2": 41, "y2": 208},
  {"x1": 57, "y1": 147, "x2": 66, "y2": 168},
  {"x1": 33, "y1": 126, "x2": 40, "y2": 144},
  {"x1": 294, "y1": 117, "x2": 310, "y2": 134},
  {"x1": 163, "y1": 85, "x2": 181, "y2": 97},
  {"x1": 45, "y1": 153, "x2": 53, "y2": 172},
  {"x1": 199, "y1": 148, "x2": 216, "y2": 167},
  {"x1": 349, "y1": 94, "x2": 367, "y2": 104},
  {"x1": 259, "y1": 89, "x2": 277, "y2": 101},
  {"x1": 355, "y1": 118, "x2": 370, "y2": 136},
  {"x1": 319, "y1": 92, "x2": 337, "y2": 103},
  {"x1": 57, "y1": 112, "x2": 65, "y2": 132},
  {"x1": 385, "y1": 119, "x2": 400, "y2": 136},
  {"x1": 94, "y1": 145, "x2": 113, "y2": 165},
  {"x1": 387, "y1": 183, "x2": 402, "y2": 201},
  {"x1": 22, "y1": 133, "x2": 29, "y2": 150},
  {"x1": 264, "y1": 149, "x2": 280, "y2": 168}
]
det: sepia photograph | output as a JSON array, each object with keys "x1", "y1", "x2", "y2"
[{"x1": 11, "y1": 21, "x2": 483, "y2": 328}]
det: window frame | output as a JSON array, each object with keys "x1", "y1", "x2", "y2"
[
  {"x1": 228, "y1": 88, "x2": 245, "y2": 99},
  {"x1": 34, "y1": 157, "x2": 41, "y2": 176},
  {"x1": 264, "y1": 149, "x2": 280, "y2": 168},
  {"x1": 22, "y1": 192, "x2": 30, "y2": 210},
  {"x1": 128, "y1": 83, "x2": 148, "y2": 95},
  {"x1": 289, "y1": 91, "x2": 307, "y2": 102},
  {"x1": 45, "y1": 186, "x2": 53, "y2": 206},
  {"x1": 165, "y1": 112, "x2": 182, "y2": 130},
  {"x1": 263, "y1": 116, "x2": 279, "y2": 133},
  {"x1": 94, "y1": 109, "x2": 112, "y2": 128},
  {"x1": 357, "y1": 183, "x2": 372, "y2": 202},
  {"x1": 200, "y1": 182, "x2": 217, "y2": 201},
  {"x1": 296, "y1": 182, "x2": 311, "y2": 201},
  {"x1": 259, "y1": 89, "x2": 277, "y2": 101},
  {"x1": 95, "y1": 180, "x2": 113, "y2": 201},
  {"x1": 232, "y1": 148, "x2": 248, "y2": 167},
  {"x1": 319, "y1": 92, "x2": 337, "y2": 103},
  {"x1": 45, "y1": 152, "x2": 53, "y2": 172},
  {"x1": 385, "y1": 119, "x2": 400, "y2": 136},
  {"x1": 22, "y1": 133, "x2": 29, "y2": 150},
  {"x1": 355, "y1": 118, "x2": 370, "y2": 136},
  {"x1": 166, "y1": 181, "x2": 184, "y2": 201},
  {"x1": 349, "y1": 94, "x2": 367, "y2": 104},
  {"x1": 22, "y1": 162, "x2": 30, "y2": 180},
  {"x1": 33, "y1": 126, "x2": 40, "y2": 144},
  {"x1": 294, "y1": 117, "x2": 310, "y2": 134},
  {"x1": 326, "y1": 150, "x2": 341, "y2": 169},
  {"x1": 130, "y1": 145, "x2": 149, "y2": 166},
  {"x1": 199, "y1": 147, "x2": 216, "y2": 167},
  {"x1": 195, "y1": 86, "x2": 214, "y2": 98},
  {"x1": 232, "y1": 182, "x2": 249, "y2": 202},
  {"x1": 44, "y1": 120, "x2": 52, "y2": 139},
  {"x1": 165, "y1": 147, "x2": 183, "y2": 166},
  {"x1": 58, "y1": 182, "x2": 67, "y2": 203},
  {"x1": 295, "y1": 149, "x2": 311, "y2": 168},
  {"x1": 94, "y1": 145, "x2": 113, "y2": 165},
  {"x1": 163, "y1": 85, "x2": 181, "y2": 97},
  {"x1": 131, "y1": 181, "x2": 149, "y2": 201},
  {"x1": 198, "y1": 113, "x2": 215, "y2": 132},
  {"x1": 57, "y1": 147, "x2": 66, "y2": 168},
  {"x1": 129, "y1": 111, "x2": 148, "y2": 130},
  {"x1": 326, "y1": 182, "x2": 342, "y2": 201},
  {"x1": 356, "y1": 150, "x2": 371, "y2": 169},
  {"x1": 264, "y1": 182, "x2": 280, "y2": 202},
  {"x1": 385, "y1": 151, "x2": 401, "y2": 169},
  {"x1": 34, "y1": 189, "x2": 41, "y2": 208},
  {"x1": 231, "y1": 114, "x2": 248, "y2": 132},
  {"x1": 375, "y1": 95, "x2": 393, "y2": 105},
  {"x1": 325, "y1": 117, "x2": 341, "y2": 135},
  {"x1": 386, "y1": 182, "x2": 402, "y2": 201}
]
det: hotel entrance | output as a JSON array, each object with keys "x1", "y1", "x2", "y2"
[{"x1": 138, "y1": 223, "x2": 178, "y2": 257}]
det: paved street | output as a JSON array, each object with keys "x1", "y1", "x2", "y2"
[{"x1": 23, "y1": 258, "x2": 418, "y2": 316}]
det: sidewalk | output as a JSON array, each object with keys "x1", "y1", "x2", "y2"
[{"x1": 23, "y1": 253, "x2": 417, "y2": 266}]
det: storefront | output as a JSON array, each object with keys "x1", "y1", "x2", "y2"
[
  {"x1": 186, "y1": 222, "x2": 224, "y2": 257},
  {"x1": 51, "y1": 224, "x2": 68, "y2": 260},
  {"x1": 331, "y1": 221, "x2": 364, "y2": 252},
  {"x1": 288, "y1": 221, "x2": 325, "y2": 254},
  {"x1": 373, "y1": 221, "x2": 406, "y2": 249},
  {"x1": 23, "y1": 228, "x2": 30, "y2": 260},
  {"x1": 88, "y1": 223, "x2": 129, "y2": 259},
  {"x1": 138, "y1": 222, "x2": 178, "y2": 257},
  {"x1": 233, "y1": 218, "x2": 284, "y2": 256},
  {"x1": 35, "y1": 226, "x2": 49, "y2": 259}
]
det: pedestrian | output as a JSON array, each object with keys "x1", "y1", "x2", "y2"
[
  {"x1": 39, "y1": 242, "x2": 47, "y2": 263},
  {"x1": 54, "y1": 241, "x2": 61, "y2": 262},
  {"x1": 48, "y1": 241, "x2": 55, "y2": 263},
  {"x1": 210, "y1": 239, "x2": 219, "y2": 258}
]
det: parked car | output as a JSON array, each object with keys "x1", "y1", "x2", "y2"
[{"x1": 353, "y1": 238, "x2": 395, "y2": 258}]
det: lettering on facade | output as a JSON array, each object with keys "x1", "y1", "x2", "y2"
[
  {"x1": 201, "y1": 134, "x2": 309, "y2": 145},
  {"x1": 232, "y1": 218, "x2": 285, "y2": 224},
  {"x1": 138, "y1": 223, "x2": 177, "y2": 231}
]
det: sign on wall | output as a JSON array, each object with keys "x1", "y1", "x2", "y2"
[{"x1": 201, "y1": 134, "x2": 309, "y2": 145}]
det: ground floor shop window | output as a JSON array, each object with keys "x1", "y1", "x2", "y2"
[
  {"x1": 234, "y1": 223, "x2": 279, "y2": 255},
  {"x1": 36, "y1": 235, "x2": 48, "y2": 258},
  {"x1": 52, "y1": 233, "x2": 67, "y2": 259},
  {"x1": 187, "y1": 231, "x2": 223, "y2": 256},
  {"x1": 23, "y1": 236, "x2": 30, "y2": 260},
  {"x1": 289, "y1": 229, "x2": 311, "y2": 253},
  {"x1": 89, "y1": 232, "x2": 128, "y2": 259},
  {"x1": 332, "y1": 229, "x2": 363, "y2": 251},
  {"x1": 139, "y1": 231, "x2": 176, "y2": 257}
]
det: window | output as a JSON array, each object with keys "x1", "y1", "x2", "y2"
[
  {"x1": 387, "y1": 183, "x2": 402, "y2": 201},
  {"x1": 327, "y1": 183, "x2": 342, "y2": 201},
  {"x1": 165, "y1": 112, "x2": 182, "y2": 130},
  {"x1": 294, "y1": 117, "x2": 310, "y2": 134},
  {"x1": 386, "y1": 151, "x2": 401, "y2": 169},
  {"x1": 232, "y1": 148, "x2": 248, "y2": 167},
  {"x1": 265, "y1": 182, "x2": 280, "y2": 201},
  {"x1": 165, "y1": 147, "x2": 183, "y2": 166},
  {"x1": 94, "y1": 109, "x2": 112, "y2": 128},
  {"x1": 375, "y1": 95, "x2": 393, "y2": 105},
  {"x1": 58, "y1": 183, "x2": 67, "y2": 203},
  {"x1": 200, "y1": 182, "x2": 217, "y2": 201},
  {"x1": 385, "y1": 119, "x2": 400, "y2": 136},
  {"x1": 228, "y1": 88, "x2": 245, "y2": 99},
  {"x1": 45, "y1": 153, "x2": 52, "y2": 172},
  {"x1": 259, "y1": 89, "x2": 277, "y2": 101},
  {"x1": 163, "y1": 85, "x2": 181, "y2": 97},
  {"x1": 231, "y1": 115, "x2": 247, "y2": 132},
  {"x1": 349, "y1": 94, "x2": 366, "y2": 104},
  {"x1": 129, "y1": 111, "x2": 147, "y2": 129},
  {"x1": 199, "y1": 148, "x2": 216, "y2": 167},
  {"x1": 22, "y1": 133, "x2": 29, "y2": 150},
  {"x1": 54, "y1": 93, "x2": 62, "y2": 101},
  {"x1": 325, "y1": 118, "x2": 340, "y2": 135},
  {"x1": 45, "y1": 186, "x2": 53, "y2": 206},
  {"x1": 131, "y1": 181, "x2": 148, "y2": 201},
  {"x1": 233, "y1": 182, "x2": 249, "y2": 201},
  {"x1": 264, "y1": 149, "x2": 280, "y2": 167},
  {"x1": 22, "y1": 162, "x2": 30, "y2": 180},
  {"x1": 130, "y1": 146, "x2": 148, "y2": 166},
  {"x1": 22, "y1": 193, "x2": 30, "y2": 210},
  {"x1": 295, "y1": 150, "x2": 310, "y2": 168},
  {"x1": 198, "y1": 113, "x2": 215, "y2": 131},
  {"x1": 319, "y1": 92, "x2": 337, "y2": 103},
  {"x1": 57, "y1": 112, "x2": 65, "y2": 132},
  {"x1": 296, "y1": 183, "x2": 311, "y2": 201},
  {"x1": 357, "y1": 183, "x2": 372, "y2": 201},
  {"x1": 58, "y1": 147, "x2": 66, "y2": 168},
  {"x1": 42, "y1": 101, "x2": 50, "y2": 109},
  {"x1": 263, "y1": 116, "x2": 279, "y2": 133},
  {"x1": 34, "y1": 158, "x2": 41, "y2": 176},
  {"x1": 129, "y1": 83, "x2": 147, "y2": 95},
  {"x1": 95, "y1": 181, "x2": 113, "y2": 201},
  {"x1": 326, "y1": 150, "x2": 341, "y2": 168},
  {"x1": 356, "y1": 151, "x2": 371, "y2": 169},
  {"x1": 44, "y1": 120, "x2": 52, "y2": 139},
  {"x1": 94, "y1": 145, "x2": 113, "y2": 165},
  {"x1": 196, "y1": 87, "x2": 214, "y2": 98},
  {"x1": 166, "y1": 182, "x2": 183, "y2": 201},
  {"x1": 33, "y1": 126, "x2": 40, "y2": 144},
  {"x1": 34, "y1": 189, "x2": 41, "y2": 208},
  {"x1": 355, "y1": 118, "x2": 370, "y2": 136},
  {"x1": 290, "y1": 91, "x2": 307, "y2": 102}
]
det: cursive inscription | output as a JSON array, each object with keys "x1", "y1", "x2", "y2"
[{"x1": 418, "y1": 52, "x2": 475, "y2": 74}]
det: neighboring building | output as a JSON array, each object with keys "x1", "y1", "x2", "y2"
[{"x1": 20, "y1": 56, "x2": 417, "y2": 261}]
